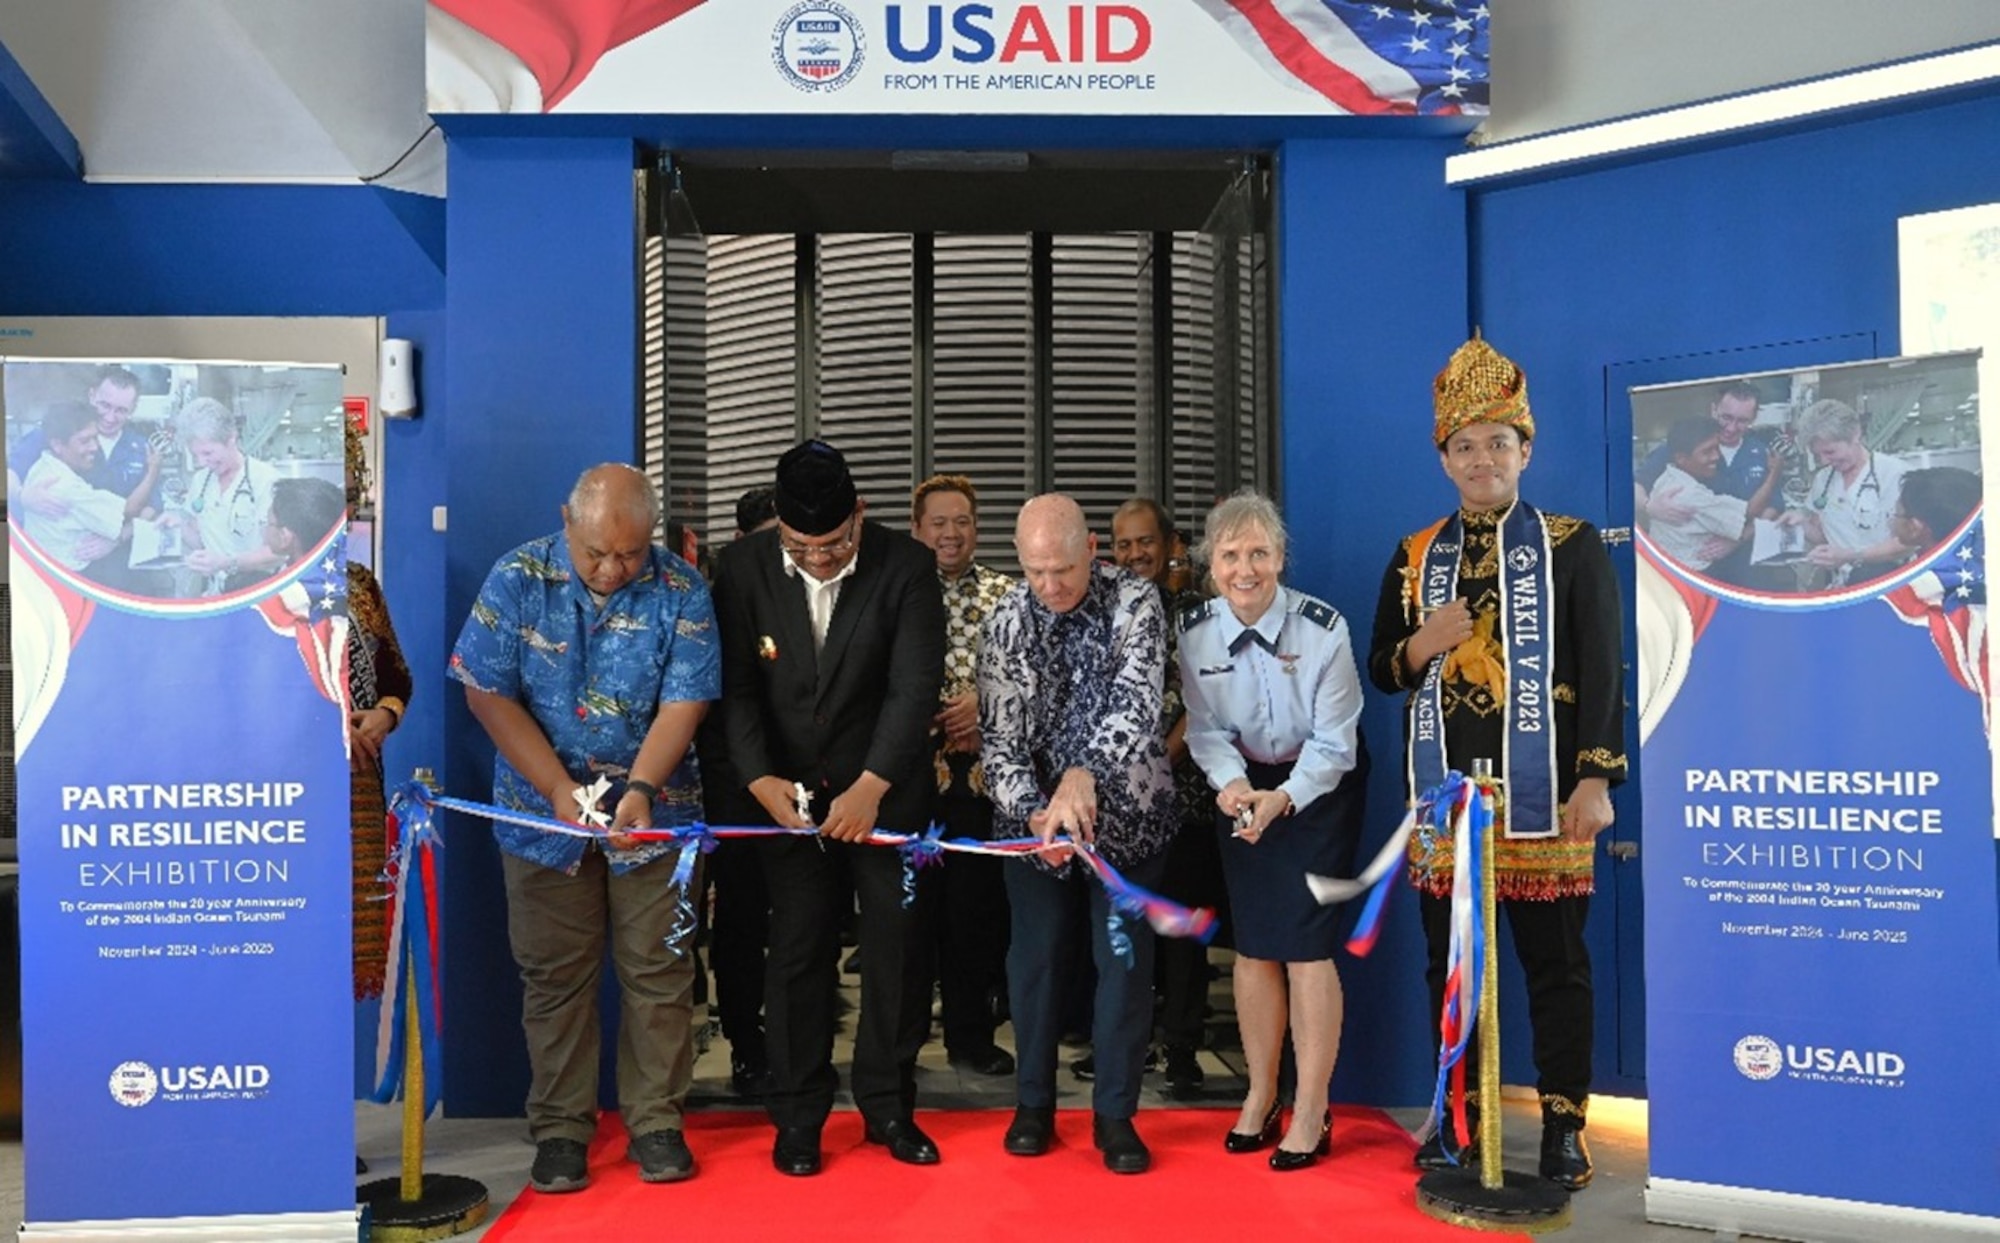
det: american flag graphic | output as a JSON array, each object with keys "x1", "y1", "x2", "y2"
[
  {"x1": 1884, "y1": 517, "x2": 1988, "y2": 733},
  {"x1": 255, "y1": 532, "x2": 351, "y2": 715},
  {"x1": 1192, "y1": 0, "x2": 1489, "y2": 115}
]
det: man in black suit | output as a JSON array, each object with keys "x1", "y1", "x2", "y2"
[{"x1": 712, "y1": 440, "x2": 947, "y2": 1177}]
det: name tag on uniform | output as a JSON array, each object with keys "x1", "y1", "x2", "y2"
[{"x1": 1197, "y1": 664, "x2": 1235, "y2": 677}]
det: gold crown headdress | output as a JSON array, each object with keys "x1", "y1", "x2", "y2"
[{"x1": 1432, "y1": 333, "x2": 1534, "y2": 447}]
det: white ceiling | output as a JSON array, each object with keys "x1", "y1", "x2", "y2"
[{"x1": 0, "y1": 0, "x2": 441, "y2": 194}]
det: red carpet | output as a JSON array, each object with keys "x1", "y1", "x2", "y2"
[{"x1": 483, "y1": 1108, "x2": 1526, "y2": 1242}]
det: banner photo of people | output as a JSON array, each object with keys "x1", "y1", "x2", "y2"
[
  {"x1": 4, "y1": 358, "x2": 356, "y2": 1229},
  {"x1": 425, "y1": 0, "x2": 1490, "y2": 117},
  {"x1": 1632, "y1": 352, "x2": 2000, "y2": 1225}
]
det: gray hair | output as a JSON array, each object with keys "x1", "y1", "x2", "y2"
[
  {"x1": 568, "y1": 462, "x2": 661, "y2": 527},
  {"x1": 1794, "y1": 398, "x2": 1862, "y2": 448},
  {"x1": 174, "y1": 396, "x2": 237, "y2": 445},
  {"x1": 1194, "y1": 488, "x2": 1287, "y2": 568}
]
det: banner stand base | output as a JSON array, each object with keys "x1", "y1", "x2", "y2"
[
  {"x1": 1416, "y1": 1167, "x2": 1572, "y2": 1234},
  {"x1": 1647, "y1": 1178, "x2": 2000, "y2": 1242},
  {"x1": 20, "y1": 1211, "x2": 355, "y2": 1240},
  {"x1": 357, "y1": 1173, "x2": 490, "y2": 1242}
]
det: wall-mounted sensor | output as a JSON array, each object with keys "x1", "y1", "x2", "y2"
[{"x1": 380, "y1": 338, "x2": 418, "y2": 418}]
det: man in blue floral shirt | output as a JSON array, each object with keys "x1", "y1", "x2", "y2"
[
  {"x1": 451, "y1": 464, "x2": 718, "y2": 1193},
  {"x1": 978, "y1": 493, "x2": 1174, "y2": 1174}
]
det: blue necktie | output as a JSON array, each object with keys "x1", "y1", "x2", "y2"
[{"x1": 1229, "y1": 628, "x2": 1274, "y2": 657}]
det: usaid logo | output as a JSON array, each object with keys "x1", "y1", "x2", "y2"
[
  {"x1": 773, "y1": 2, "x2": 864, "y2": 92},
  {"x1": 1732, "y1": 1034, "x2": 1782, "y2": 1081},
  {"x1": 109, "y1": 1061, "x2": 158, "y2": 1107},
  {"x1": 111, "y1": 1059, "x2": 272, "y2": 1104},
  {"x1": 1734, "y1": 1034, "x2": 1906, "y2": 1087}
]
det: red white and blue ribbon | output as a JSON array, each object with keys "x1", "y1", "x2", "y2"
[
  {"x1": 371, "y1": 783, "x2": 445, "y2": 1116},
  {"x1": 1428, "y1": 774, "x2": 1488, "y2": 1159},
  {"x1": 396, "y1": 783, "x2": 1219, "y2": 965},
  {"x1": 1306, "y1": 801, "x2": 1421, "y2": 956}
]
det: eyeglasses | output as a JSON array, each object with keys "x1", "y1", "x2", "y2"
[{"x1": 780, "y1": 517, "x2": 858, "y2": 561}]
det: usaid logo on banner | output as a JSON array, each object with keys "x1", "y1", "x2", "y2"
[
  {"x1": 1734, "y1": 1034, "x2": 1907, "y2": 1088},
  {"x1": 109, "y1": 1059, "x2": 272, "y2": 1105},
  {"x1": 109, "y1": 1061, "x2": 158, "y2": 1108},
  {"x1": 773, "y1": 2, "x2": 865, "y2": 92},
  {"x1": 1732, "y1": 1035, "x2": 1782, "y2": 1081}
]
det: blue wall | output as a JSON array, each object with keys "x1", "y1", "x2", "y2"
[
  {"x1": 1276, "y1": 135, "x2": 1471, "y2": 1105},
  {"x1": 0, "y1": 183, "x2": 441, "y2": 317},
  {"x1": 439, "y1": 136, "x2": 644, "y2": 1116}
]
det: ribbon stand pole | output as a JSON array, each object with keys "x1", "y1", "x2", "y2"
[
  {"x1": 1416, "y1": 758, "x2": 1571, "y2": 1233},
  {"x1": 359, "y1": 769, "x2": 489, "y2": 1241}
]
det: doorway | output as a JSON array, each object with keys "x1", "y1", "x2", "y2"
[{"x1": 639, "y1": 151, "x2": 1275, "y2": 564}]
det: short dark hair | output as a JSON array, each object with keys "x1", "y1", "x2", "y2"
[
  {"x1": 735, "y1": 486, "x2": 777, "y2": 535},
  {"x1": 1897, "y1": 466, "x2": 1981, "y2": 541},
  {"x1": 1713, "y1": 381, "x2": 1760, "y2": 408},
  {"x1": 41, "y1": 400, "x2": 98, "y2": 444},
  {"x1": 269, "y1": 477, "x2": 346, "y2": 550},
  {"x1": 1666, "y1": 416, "x2": 1719, "y2": 460}
]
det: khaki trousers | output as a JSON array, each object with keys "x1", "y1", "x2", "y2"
[{"x1": 502, "y1": 849, "x2": 698, "y2": 1142}]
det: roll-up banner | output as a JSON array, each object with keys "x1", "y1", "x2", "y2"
[
  {"x1": 1633, "y1": 349, "x2": 2000, "y2": 1237},
  {"x1": 5, "y1": 358, "x2": 355, "y2": 1238}
]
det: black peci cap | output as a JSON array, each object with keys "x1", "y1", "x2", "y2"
[{"x1": 773, "y1": 439, "x2": 858, "y2": 536}]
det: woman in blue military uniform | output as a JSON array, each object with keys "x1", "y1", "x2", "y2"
[{"x1": 1179, "y1": 489, "x2": 1369, "y2": 1172}]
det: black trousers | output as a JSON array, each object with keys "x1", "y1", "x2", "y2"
[
  {"x1": 934, "y1": 786, "x2": 1009, "y2": 1054},
  {"x1": 707, "y1": 837, "x2": 769, "y2": 1056},
  {"x1": 1153, "y1": 814, "x2": 1223, "y2": 1049},
  {"x1": 760, "y1": 834, "x2": 933, "y2": 1129},
  {"x1": 1007, "y1": 853, "x2": 1166, "y2": 1118},
  {"x1": 1418, "y1": 891, "x2": 1593, "y2": 1108}
]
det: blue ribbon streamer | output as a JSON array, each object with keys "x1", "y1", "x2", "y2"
[
  {"x1": 663, "y1": 826, "x2": 721, "y2": 958},
  {"x1": 898, "y1": 824, "x2": 947, "y2": 908},
  {"x1": 1105, "y1": 905, "x2": 1134, "y2": 966},
  {"x1": 369, "y1": 785, "x2": 445, "y2": 1116}
]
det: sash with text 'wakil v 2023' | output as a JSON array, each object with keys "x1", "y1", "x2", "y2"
[{"x1": 1409, "y1": 501, "x2": 1557, "y2": 838}]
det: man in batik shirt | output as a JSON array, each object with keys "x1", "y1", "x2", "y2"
[
  {"x1": 912, "y1": 474, "x2": 1017, "y2": 1076},
  {"x1": 980, "y1": 494, "x2": 1175, "y2": 1174}
]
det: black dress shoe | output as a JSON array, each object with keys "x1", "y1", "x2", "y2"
[
  {"x1": 1004, "y1": 1106, "x2": 1056, "y2": 1156},
  {"x1": 1270, "y1": 1109, "x2": 1332, "y2": 1171},
  {"x1": 1540, "y1": 1122, "x2": 1592, "y2": 1190},
  {"x1": 1092, "y1": 1114, "x2": 1151, "y2": 1174},
  {"x1": 1163, "y1": 1045, "x2": 1204, "y2": 1098},
  {"x1": 731, "y1": 1055, "x2": 773, "y2": 1098},
  {"x1": 772, "y1": 1126, "x2": 822, "y2": 1177},
  {"x1": 864, "y1": 1117, "x2": 941, "y2": 1166},
  {"x1": 947, "y1": 1045, "x2": 1017, "y2": 1076},
  {"x1": 1223, "y1": 1100, "x2": 1282, "y2": 1153},
  {"x1": 1414, "y1": 1113, "x2": 1471, "y2": 1171}
]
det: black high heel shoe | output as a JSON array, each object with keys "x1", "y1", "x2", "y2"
[
  {"x1": 1223, "y1": 1101, "x2": 1283, "y2": 1154},
  {"x1": 1269, "y1": 1109, "x2": 1332, "y2": 1172}
]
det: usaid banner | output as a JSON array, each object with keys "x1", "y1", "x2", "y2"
[
  {"x1": 425, "y1": 0, "x2": 1490, "y2": 116},
  {"x1": 5, "y1": 359, "x2": 355, "y2": 1235},
  {"x1": 1632, "y1": 353, "x2": 2000, "y2": 1232}
]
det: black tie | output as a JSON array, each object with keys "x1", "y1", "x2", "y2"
[{"x1": 1229, "y1": 628, "x2": 1275, "y2": 656}]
